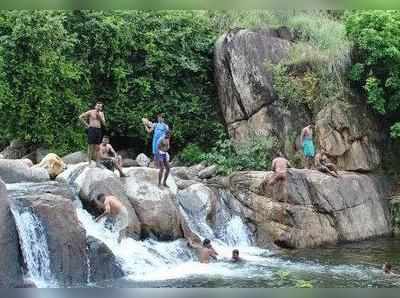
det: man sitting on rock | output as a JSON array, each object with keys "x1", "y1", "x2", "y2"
[
  {"x1": 95, "y1": 193, "x2": 129, "y2": 243},
  {"x1": 187, "y1": 238, "x2": 218, "y2": 264},
  {"x1": 315, "y1": 150, "x2": 339, "y2": 178},
  {"x1": 98, "y1": 136, "x2": 127, "y2": 177}
]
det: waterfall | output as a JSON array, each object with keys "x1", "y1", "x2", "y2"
[{"x1": 10, "y1": 208, "x2": 56, "y2": 287}]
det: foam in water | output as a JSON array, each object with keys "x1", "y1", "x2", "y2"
[{"x1": 11, "y1": 209, "x2": 56, "y2": 287}]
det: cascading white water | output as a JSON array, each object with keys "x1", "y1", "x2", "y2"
[
  {"x1": 10, "y1": 208, "x2": 56, "y2": 288},
  {"x1": 224, "y1": 215, "x2": 253, "y2": 247}
]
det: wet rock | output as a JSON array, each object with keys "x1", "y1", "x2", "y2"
[
  {"x1": 9, "y1": 193, "x2": 88, "y2": 286},
  {"x1": 135, "y1": 153, "x2": 151, "y2": 167},
  {"x1": 0, "y1": 159, "x2": 49, "y2": 183},
  {"x1": 227, "y1": 169, "x2": 392, "y2": 248},
  {"x1": 122, "y1": 158, "x2": 138, "y2": 167},
  {"x1": 57, "y1": 164, "x2": 141, "y2": 239},
  {"x1": 0, "y1": 178, "x2": 23, "y2": 287},
  {"x1": 171, "y1": 166, "x2": 201, "y2": 181},
  {"x1": 175, "y1": 178, "x2": 199, "y2": 190},
  {"x1": 177, "y1": 183, "x2": 217, "y2": 241},
  {"x1": 62, "y1": 151, "x2": 88, "y2": 164},
  {"x1": 87, "y1": 236, "x2": 124, "y2": 282},
  {"x1": 198, "y1": 165, "x2": 218, "y2": 179},
  {"x1": 123, "y1": 167, "x2": 181, "y2": 240}
]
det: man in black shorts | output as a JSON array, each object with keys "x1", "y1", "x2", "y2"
[{"x1": 79, "y1": 102, "x2": 106, "y2": 165}]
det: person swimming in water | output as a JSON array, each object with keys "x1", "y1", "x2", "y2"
[
  {"x1": 231, "y1": 249, "x2": 242, "y2": 263},
  {"x1": 187, "y1": 238, "x2": 218, "y2": 264}
]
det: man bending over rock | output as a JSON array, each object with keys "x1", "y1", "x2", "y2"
[
  {"x1": 98, "y1": 136, "x2": 127, "y2": 177},
  {"x1": 95, "y1": 193, "x2": 128, "y2": 243},
  {"x1": 187, "y1": 238, "x2": 218, "y2": 264}
]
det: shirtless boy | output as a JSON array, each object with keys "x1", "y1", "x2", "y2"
[
  {"x1": 79, "y1": 102, "x2": 106, "y2": 165},
  {"x1": 98, "y1": 136, "x2": 127, "y2": 177}
]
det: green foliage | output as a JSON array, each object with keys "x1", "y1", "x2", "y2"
[
  {"x1": 178, "y1": 143, "x2": 206, "y2": 165},
  {"x1": 294, "y1": 280, "x2": 314, "y2": 288},
  {"x1": 202, "y1": 135, "x2": 279, "y2": 175},
  {"x1": 345, "y1": 10, "x2": 400, "y2": 138},
  {"x1": 0, "y1": 10, "x2": 223, "y2": 155}
]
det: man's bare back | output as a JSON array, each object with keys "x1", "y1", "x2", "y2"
[
  {"x1": 104, "y1": 196, "x2": 124, "y2": 216},
  {"x1": 198, "y1": 247, "x2": 218, "y2": 264},
  {"x1": 272, "y1": 157, "x2": 290, "y2": 173}
]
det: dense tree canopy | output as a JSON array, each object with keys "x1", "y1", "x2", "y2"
[
  {"x1": 0, "y1": 10, "x2": 223, "y2": 154},
  {"x1": 345, "y1": 10, "x2": 400, "y2": 137}
]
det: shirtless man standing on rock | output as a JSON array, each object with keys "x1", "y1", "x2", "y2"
[
  {"x1": 95, "y1": 193, "x2": 128, "y2": 243},
  {"x1": 79, "y1": 102, "x2": 106, "y2": 165},
  {"x1": 187, "y1": 238, "x2": 218, "y2": 264}
]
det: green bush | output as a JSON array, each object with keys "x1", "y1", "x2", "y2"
[
  {"x1": 202, "y1": 136, "x2": 279, "y2": 175},
  {"x1": 178, "y1": 143, "x2": 206, "y2": 165},
  {"x1": 345, "y1": 10, "x2": 400, "y2": 138},
  {"x1": 0, "y1": 10, "x2": 223, "y2": 155}
]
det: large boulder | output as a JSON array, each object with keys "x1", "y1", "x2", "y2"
[
  {"x1": 315, "y1": 101, "x2": 383, "y2": 171},
  {"x1": 87, "y1": 236, "x2": 124, "y2": 282},
  {"x1": 62, "y1": 151, "x2": 88, "y2": 165},
  {"x1": 9, "y1": 193, "x2": 88, "y2": 286},
  {"x1": 0, "y1": 159, "x2": 49, "y2": 184},
  {"x1": 215, "y1": 28, "x2": 310, "y2": 153},
  {"x1": 227, "y1": 169, "x2": 392, "y2": 248},
  {"x1": 123, "y1": 167, "x2": 181, "y2": 240},
  {"x1": 177, "y1": 183, "x2": 217, "y2": 242},
  {"x1": 135, "y1": 153, "x2": 151, "y2": 167},
  {"x1": 0, "y1": 140, "x2": 32, "y2": 159},
  {"x1": 0, "y1": 179, "x2": 23, "y2": 287},
  {"x1": 57, "y1": 164, "x2": 141, "y2": 239}
]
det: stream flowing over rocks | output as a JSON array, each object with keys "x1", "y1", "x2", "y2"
[{"x1": 0, "y1": 160, "x2": 394, "y2": 287}]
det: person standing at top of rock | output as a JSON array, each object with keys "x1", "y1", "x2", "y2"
[
  {"x1": 142, "y1": 113, "x2": 169, "y2": 160},
  {"x1": 187, "y1": 238, "x2": 218, "y2": 264},
  {"x1": 95, "y1": 193, "x2": 128, "y2": 243},
  {"x1": 301, "y1": 124, "x2": 315, "y2": 169},
  {"x1": 155, "y1": 131, "x2": 171, "y2": 187},
  {"x1": 98, "y1": 136, "x2": 127, "y2": 178},
  {"x1": 79, "y1": 102, "x2": 106, "y2": 165}
]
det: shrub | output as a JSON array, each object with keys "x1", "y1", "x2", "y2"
[
  {"x1": 345, "y1": 10, "x2": 400, "y2": 138},
  {"x1": 178, "y1": 143, "x2": 206, "y2": 165},
  {"x1": 202, "y1": 135, "x2": 279, "y2": 175}
]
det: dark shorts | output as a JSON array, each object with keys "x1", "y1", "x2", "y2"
[
  {"x1": 100, "y1": 159, "x2": 115, "y2": 171},
  {"x1": 87, "y1": 127, "x2": 103, "y2": 145}
]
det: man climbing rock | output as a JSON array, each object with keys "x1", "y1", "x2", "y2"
[
  {"x1": 98, "y1": 136, "x2": 127, "y2": 177},
  {"x1": 315, "y1": 150, "x2": 339, "y2": 177},
  {"x1": 301, "y1": 124, "x2": 315, "y2": 169},
  {"x1": 260, "y1": 152, "x2": 291, "y2": 202},
  {"x1": 187, "y1": 238, "x2": 218, "y2": 264},
  {"x1": 95, "y1": 193, "x2": 128, "y2": 243},
  {"x1": 79, "y1": 102, "x2": 106, "y2": 165}
]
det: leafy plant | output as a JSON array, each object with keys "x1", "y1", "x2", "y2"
[
  {"x1": 178, "y1": 143, "x2": 206, "y2": 165},
  {"x1": 202, "y1": 135, "x2": 279, "y2": 175},
  {"x1": 294, "y1": 279, "x2": 314, "y2": 288},
  {"x1": 345, "y1": 10, "x2": 400, "y2": 138}
]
